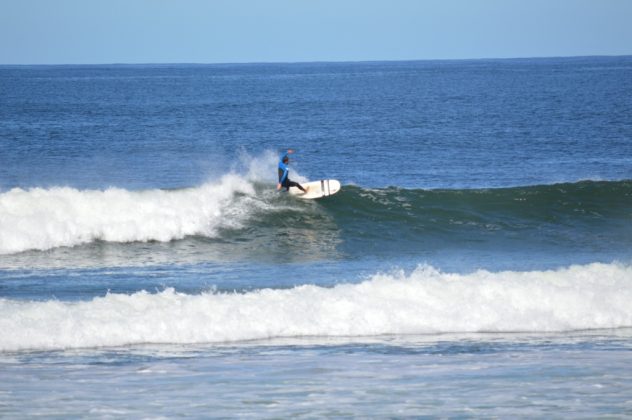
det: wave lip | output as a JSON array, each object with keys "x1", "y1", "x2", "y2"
[
  {"x1": 1, "y1": 263, "x2": 631, "y2": 352},
  {"x1": 0, "y1": 174, "x2": 256, "y2": 255}
]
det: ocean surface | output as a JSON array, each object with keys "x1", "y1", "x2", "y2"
[{"x1": 1, "y1": 56, "x2": 632, "y2": 417}]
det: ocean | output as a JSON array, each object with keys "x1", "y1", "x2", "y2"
[{"x1": 1, "y1": 56, "x2": 632, "y2": 417}]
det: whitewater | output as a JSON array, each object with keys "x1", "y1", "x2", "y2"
[
  {"x1": 2, "y1": 263, "x2": 631, "y2": 352},
  {"x1": 0, "y1": 175, "x2": 257, "y2": 254}
]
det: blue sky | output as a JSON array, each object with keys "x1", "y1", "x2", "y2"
[{"x1": 1, "y1": 0, "x2": 631, "y2": 64}]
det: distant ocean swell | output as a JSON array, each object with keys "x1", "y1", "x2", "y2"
[
  {"x1": 1, "y1": 177, "x2": 630, "y2": 255},
  {"x1": 1, "y1": 263, "x2": 631, "y2": 352}
]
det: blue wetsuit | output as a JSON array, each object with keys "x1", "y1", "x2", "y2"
[{"x1": 278, "y1": 151, "x2": 306, "y2": 192}]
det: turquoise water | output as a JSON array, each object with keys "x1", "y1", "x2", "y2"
[{"x1": 1, "y1": 56, "x2": 632, "y2": 417}]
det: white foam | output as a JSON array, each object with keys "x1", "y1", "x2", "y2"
[
  {"x1": 0, "y1": 151, "x2": 313, "y2": 255},
  {"x1": 0, "y1": 174, "x2": 256, "y2": 254},
  {"x1": 1, "y1": 263, "x2": 631, "y2": 352}
]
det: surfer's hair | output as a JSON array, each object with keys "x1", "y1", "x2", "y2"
[{"x1": 283, "y1": 156, "x2": 289, "y2": 163}]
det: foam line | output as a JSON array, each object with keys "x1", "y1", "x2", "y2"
[{"x1": 1, "y1": 263, "x2": 631, "y2": 352}]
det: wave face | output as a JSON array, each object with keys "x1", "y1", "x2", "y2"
[
  {"x1": 1, "y1": 179, "x2": 631, "y2": 259},
  {"x1": 337, "y1": 180, "x2": 632, "y2": 226},
  {"x1": 328, "y1": 179, "x2": 632, "y2": 252},
  {"x1": 1, "y1": 263, "x2": 631, "y2": 352}
]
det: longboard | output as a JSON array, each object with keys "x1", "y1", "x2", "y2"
[{"x1": 288, "y1": 179, "x2": 341, "y2": 199}]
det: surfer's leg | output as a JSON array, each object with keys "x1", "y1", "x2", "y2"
[{"x1": 288, "y1": 180, "x2": 306, "y2": 192}]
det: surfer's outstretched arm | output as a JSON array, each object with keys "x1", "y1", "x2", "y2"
[{"x1": 279, "y1": 149, "x2": 294, "y2": 159}]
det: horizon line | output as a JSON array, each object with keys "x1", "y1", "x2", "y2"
[{"x1": 1, "y1": 53, "x2": 631, "y2": 67}]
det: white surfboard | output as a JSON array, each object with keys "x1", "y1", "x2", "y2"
[{"x1": 288, "y1": 179, "x2": 341, "y2": 199}]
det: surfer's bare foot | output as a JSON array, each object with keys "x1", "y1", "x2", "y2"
[{"x1": 302, "y1": 186, "x2": 309, "y2": 194}]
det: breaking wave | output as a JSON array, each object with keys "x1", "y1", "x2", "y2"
[
  {"x1": 1, "y1": 178, "x2": 630, "y2": 258},
  {"x1": 1, "y1": 262, "x2": 631, "y2": 352}
]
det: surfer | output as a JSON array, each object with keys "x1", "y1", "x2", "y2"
[{"x1": 277, "y1": 149, "x2": 308, "y2": 193}]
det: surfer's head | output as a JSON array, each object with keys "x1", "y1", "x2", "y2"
[{"x1": 283, "y1": 156, "x2": 289, "y2": 163}]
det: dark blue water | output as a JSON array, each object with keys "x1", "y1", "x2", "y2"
[
  {"x1": 2, "y1": 57, "x2": 631, "y2": 191},
  {"x1": 1, "y1": 57, "x2": 632, "y2": 417}
]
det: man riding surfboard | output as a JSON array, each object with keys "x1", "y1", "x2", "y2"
[{"x1": 277, "y1": 149, "x2": 307, "y2": 193}]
